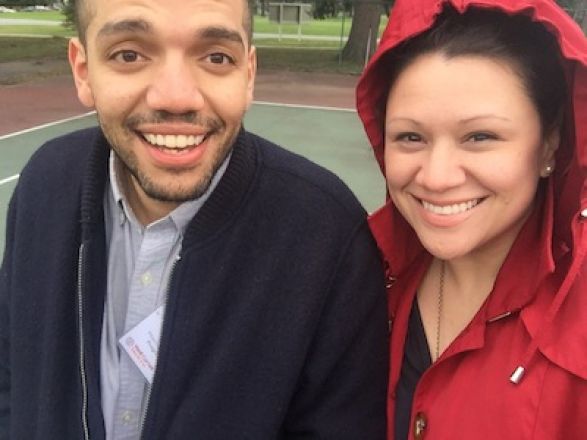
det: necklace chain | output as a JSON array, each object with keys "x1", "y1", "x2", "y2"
[{"x1": 436, "y1": 260, "x2": 445, "y2": 362}]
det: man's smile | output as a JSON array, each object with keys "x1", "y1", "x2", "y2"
[{"x1": 142, "y1": 133, "x2": 207, "y2": 150}]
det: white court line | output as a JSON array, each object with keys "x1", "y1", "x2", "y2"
[
  {"x1": 0, "y1": 101, "x2": 352, "y2": 143},
  {"x1": 0, "y1": 112, "x2": 96, "y2": 187},
  {"x1": 253, "y1": 100, "x2": 355, "y2": 113},
  {"x1": 0, "y1": 111, "x2": 96, "y2": 142},
  {"x1": 0, "y1": 174, "x2": 19, "y2": 187}
]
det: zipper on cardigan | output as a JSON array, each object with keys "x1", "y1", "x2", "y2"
[
  {"x1": 77, "y1": 243, "x2": 91, "y2": 440},
  {"x1": 139, "y1": 253, "x2": 181, "y2": 439}
]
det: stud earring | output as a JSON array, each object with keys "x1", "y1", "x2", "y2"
[{"x1": 542, "y1": 164, "x2": 554, "y2": 177}]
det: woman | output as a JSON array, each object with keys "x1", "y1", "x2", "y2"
[{"x1": 356, "y1": 0, "x2": 587, "y2": 438}]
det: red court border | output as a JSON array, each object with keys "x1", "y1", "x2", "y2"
[{"x1": 0, "y1": 71, "x2": 358, "y2": 137}]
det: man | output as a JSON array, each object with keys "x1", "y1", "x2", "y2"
[{"x1": 0, "y1": 0, "x2": 388, "y2": 438}]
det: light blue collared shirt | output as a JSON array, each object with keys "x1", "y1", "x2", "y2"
[{"x1": 100, "y1": 151, "x2": 229, "y2": 439}]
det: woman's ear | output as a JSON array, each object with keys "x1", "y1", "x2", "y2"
[{"x1": 539, "y1": 126, "x2": 560, "y2": 177}]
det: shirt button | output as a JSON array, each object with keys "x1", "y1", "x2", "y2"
[
  {"x1": 413, "y1": 412, "x2": 427, "y2": 439},
  {"x1": 581, "y1": 208, "x2": 587, "y2": 219},
  {"x1": 121, "y1": 410, "x2": 134, "y2": 425},
  {"x1": 141, "y1": 272, "x2": 153, "y2": 286}
]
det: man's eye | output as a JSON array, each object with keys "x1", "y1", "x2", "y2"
[
  {"x1": 207, "y1": 53, "x2": 234, "y2": 65},
  {"x1": 111, "y1": 50, "x2": 142, "y2": 63}
]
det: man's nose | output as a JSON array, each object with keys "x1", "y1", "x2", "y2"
[{"x1": 146, "y1": 55, "x2": 205, "y2": 114}]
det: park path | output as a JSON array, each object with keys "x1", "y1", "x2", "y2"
[{"x1": 0, "y1": 18, "x2": 61, "y2": 25}]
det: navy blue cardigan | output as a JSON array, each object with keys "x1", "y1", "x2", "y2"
[{"x1": 0, "y1": 127, "x2": 388, "y2": 439}]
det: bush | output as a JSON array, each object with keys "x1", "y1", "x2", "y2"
[{"x1": 62, "y1": 0, "x2": 76, "y2": 31}]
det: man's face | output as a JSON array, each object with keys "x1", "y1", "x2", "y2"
[{"x1": 69, "y1": 0, "x2": 256, "y2": 223}]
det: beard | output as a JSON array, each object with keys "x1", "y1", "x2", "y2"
[
  {"x1": 116, "y1": 151, "x2": 225, "y2": 202},
  {"x1": 99, "y1": 110, "x2": 238, "y2": 203}
]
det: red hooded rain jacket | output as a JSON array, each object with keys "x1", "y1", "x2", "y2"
[{"x1": 356, "y1": 0, "x2": 587, "y2": 438}]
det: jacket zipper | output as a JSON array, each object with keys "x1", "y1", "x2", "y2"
[
  {"x1": 139, "y1": 253, "x2": 181, "y2": 440},
  {"x1": 77, "y1": 243, "x2": 91, "y2": 440}
]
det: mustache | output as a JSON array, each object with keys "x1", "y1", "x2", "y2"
[{"x1": 126, "y1": 111, "x2": 224, "y2": 131}]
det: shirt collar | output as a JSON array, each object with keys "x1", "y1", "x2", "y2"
[{"x1": 108, "y1": 150, "x2": 232, "y2": 235}]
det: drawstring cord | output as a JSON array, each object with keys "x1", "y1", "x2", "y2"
[{"x1": 510, "y1": 217, "x2": 587, "y2": 384}]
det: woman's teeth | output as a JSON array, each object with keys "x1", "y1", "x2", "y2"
[
  {"x1": 143, "y1": 133, "x2": 206, "y2": 149},
  {"x1": 422, "y1": 199, "x2": 481, "y2": 215}
]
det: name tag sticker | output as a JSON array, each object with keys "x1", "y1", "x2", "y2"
[{"x1": 119, "y1": 305, "x2": 164, "y2": 383}]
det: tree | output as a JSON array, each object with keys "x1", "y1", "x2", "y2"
[
  {"x1": 341, "y1": 0, "x2": 391, "y2": 64},
  {"x1": 62, "y1": 0, "x2": 76, "y2": 31},
  {"x1": 558, "y1": 0, "x2": 587, "y2": 34},
  {"x1": 341, "y1": 0, "x2": 584, "y2": 65},
  {"x1": 312, "y1": 0, "x2": 352, "y2": 19},
  {"x1": 313, "y1": 0, "x2": 338, "y2": 19}
]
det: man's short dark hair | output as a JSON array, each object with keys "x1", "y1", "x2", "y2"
[{"x1": 74, "y1": 0, "x2": 253, "y2": 47}]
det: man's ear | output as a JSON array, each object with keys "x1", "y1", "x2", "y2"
[
  {"x1": 245, "y1": 45, "x2": 257, "y2": 110},
  {"x1": 68, "y1": 38, "x2": 95, "y2": 108}
]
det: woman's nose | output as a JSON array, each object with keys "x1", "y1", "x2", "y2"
[{"x1": 414, "y1": 142, "x2": 467, "y2": 191}]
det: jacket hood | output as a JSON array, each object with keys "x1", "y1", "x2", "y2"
[
  {"x1": 357, "y1": 0, "x2": 587, "y2": 177},
  {"x1": 357, "y1": 0, "x2": 587, "y2": 381}
]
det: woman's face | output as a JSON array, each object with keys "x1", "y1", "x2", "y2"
[{"x1": 384, "y1": 53, "x2": 557, "y2": 261}]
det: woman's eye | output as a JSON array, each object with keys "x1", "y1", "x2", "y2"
[
  {"x1": 468, "y1": 132, "x2": 497, "y2": 142},
  {"x1": 207, "y1": 53, "x2": 234, "y2": 65},
  {"x1": 396, "y1": 132, "x2": 423, "y2": 142}
]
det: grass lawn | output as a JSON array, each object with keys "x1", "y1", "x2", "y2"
[
  {"x1": 254, "y1": 38, "x2": 342, "y2": 48},
  {"x1": 0, "y1": 11, "x2": 64, "y2": 21},
  {"x1": 0, "y1": 10, "x2": 381, "y2": 76},
  {"x1": 0, "y1": 25, "x2": 73, "y2": 37},
  {"x1": 255, "y1": 15, "x2": 388, "y2": 36},
  {"x1": 0, "y1": 36, "x2": 68, "y2": 62},
  {"x1": 0, "y1": 35, "x2": 362, "y2": 76},
  {"x1": 0, "y1": 11, "x2": 387, "y2": 38},
  {"x1": 256, "y1": 46, "x2": 363, "y2": 75}
]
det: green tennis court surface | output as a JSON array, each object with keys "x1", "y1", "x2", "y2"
[{"x1": 0, "y1": 102, "x2": 385, "y2": 256}]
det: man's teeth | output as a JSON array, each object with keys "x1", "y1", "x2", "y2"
[
  {"x1": 422, "y1": 199, "x2": 480, "y2": 215},
  {"x1": 143, "y1": 133, "x2": 205, "y2": 149}
]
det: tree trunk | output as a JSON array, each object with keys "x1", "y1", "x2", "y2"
[
  {"x1": 579, "y1": 0, "x2": 587, "y2": 34},
  {"x1": 248, "y1": 0, "x2": 257, "y2": 15},
  {"x1": 564, "y1": 0, "x2": 587, "y2": 34},
  {"x1": 341, "y1": 0, "x2": 382, "y2": 64}
]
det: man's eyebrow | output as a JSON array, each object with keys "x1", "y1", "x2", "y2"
[
  {"x1": 97, "y1": 19, "x2": 153, "y2": 39},
  {"x1": 196, "y1": 26, "x2": 245, "y2": 48}
]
